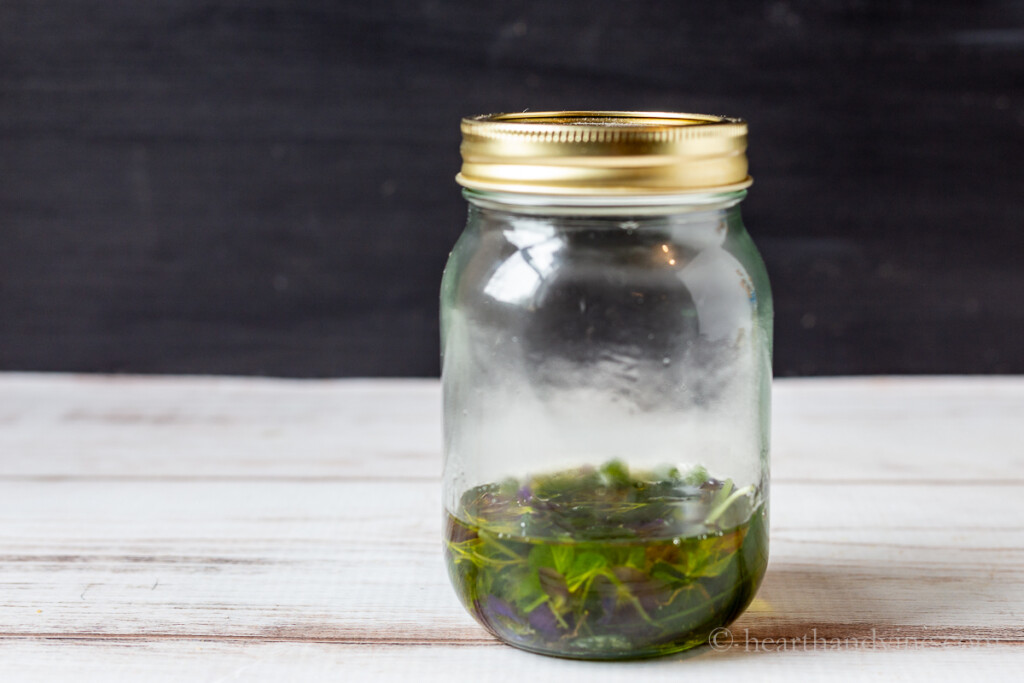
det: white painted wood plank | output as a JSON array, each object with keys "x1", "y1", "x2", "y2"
[
  {"x1": 0, "y1": 374, "x2": 442, "y2": 479},
  {"x1": 772, "y1": 377, "x2": 1024, "y2": 482},
  {"x1": 1, "y1": 373, "x2": 1022, "y2": 680},
  {"x1": 2, "y1": 640, "x2": 1023, "y2": 683},
  {"x1": 1, "y1": 374, "x2": 1021, "y2": 481},
  {"x1": 0, "y1": 481, "x2": 1021, "y2": 640}
]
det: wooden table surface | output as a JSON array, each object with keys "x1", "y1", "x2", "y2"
[{"x1": 1, "y1": 374, "x2": 1022, "y2": 681}]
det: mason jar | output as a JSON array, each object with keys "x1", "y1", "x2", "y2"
[{"x1": 440, "y1": 112, "x2": 772, "y2": 659}]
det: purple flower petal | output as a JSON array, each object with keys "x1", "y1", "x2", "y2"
[
  {"x1": 527, "y1": 602, "x2": 561, "y2": 638},
  {"x1": 517, "y1": 485, "x2": 533, "y2": 503},
  {"x1": 484, "y1": 595, "x2": 521, "y2": 622}
]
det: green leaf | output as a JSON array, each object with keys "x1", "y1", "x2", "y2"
[
  {"x1": 650, "y1": 560, "x2": 688, "y2": 583},
  {"x1": 690, "y1": 552, "x2": 737, "y2": 578},
  {"x1": 551, "y1": 545, "x2": 575, "y2": 574},
  {"x1": 705, "y1": 482, "x2": 755, "y2": 526},
  {"x1": 709, "y1": 479, "x2": 735, "y2": 508},
  {"x1": 650, "y1": 463, "x2": 682, "y2": 482},
  {"x1": 495, "y1": 477, "x2": 519, "y2": 498},
  {"x1": 528, "y1": 544, "x2": 554, "y2": 572},
  {"x1": 599, "y1": 458, "x2": 630, "y2": 487},
  {"x1": 567, "y1": 551, "x2": 607, "y2": 583},
  {"x1": 682, "y1": 464, "x2": 709, "y2": 486},
  {"x1": 624, "y1": 547, "x2": 646, "y2": 570},
  {"x1": 504, "y1": 564, "x2": 544, "y2": 609}
]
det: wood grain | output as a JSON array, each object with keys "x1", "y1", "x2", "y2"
[{"x1": 0, "y1": 374, "x2": 1022, "y2": 680}]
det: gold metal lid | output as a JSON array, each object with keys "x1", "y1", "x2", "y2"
[{"x1": 456, "y1": 111, "x2": 752, "y2": 196}]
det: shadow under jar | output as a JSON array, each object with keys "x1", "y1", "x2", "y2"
[{"x1": 441, "y1": 112, "x2": 772, "y2": 660}]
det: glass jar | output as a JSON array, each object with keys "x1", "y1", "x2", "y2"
[{"x1": 441, "y1": 112, "x2": 772, "y2": 659}]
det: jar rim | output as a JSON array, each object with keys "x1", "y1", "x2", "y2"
[{"x1": 462, "y1": 187, "x2": 747, "y2": 216}]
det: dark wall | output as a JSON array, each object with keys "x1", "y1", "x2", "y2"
[{"x1": 1, "y1": 1, "x2": 1022, "y2": 377}]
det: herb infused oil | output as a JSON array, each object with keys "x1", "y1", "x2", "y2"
[{"x1": 445, "y1": 461, "x2": 767, "y2": 659}]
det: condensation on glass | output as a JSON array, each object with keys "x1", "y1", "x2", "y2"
[{"x1": 441, "y1": 112, "x2": 773, "y2": 659}]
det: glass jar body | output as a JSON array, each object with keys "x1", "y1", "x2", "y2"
[{"x1": 441, "y1": 190, "x2": 773, "y2": 659}]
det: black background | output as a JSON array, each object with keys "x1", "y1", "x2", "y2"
[{"x1": 1, "y1": 1, "x2": 1022, "y2": 377}]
